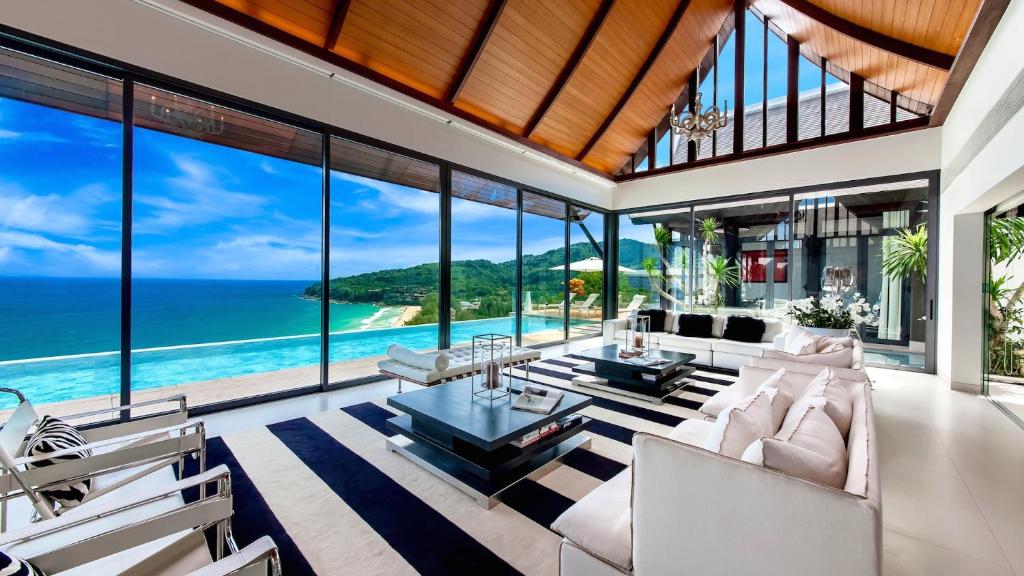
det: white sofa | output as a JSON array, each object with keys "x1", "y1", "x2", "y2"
[
  {"x1": 602, "y1": 312, "x2": 788, "y2": 370},
  {"x1": 553, "y1": 362, "x2": 880, "y2": 576}
]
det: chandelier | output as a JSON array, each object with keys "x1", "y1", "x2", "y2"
[
  {"x1": 669, "y1": 64, "x2": 727, "y2": 144},
  {"x1": 150, "y1": 95, "x2": 225, "y2": 136}
]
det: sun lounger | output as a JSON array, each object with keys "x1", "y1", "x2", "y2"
[{"x1": 378, "y1": 344, "x2": 541, "y2": 392}]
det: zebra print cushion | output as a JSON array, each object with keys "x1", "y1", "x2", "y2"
[
  {"x1": 24, "y1": 416, "x2": 93, "y2": 511},
  {"x1": 0, "y1": 550, "x2": 45, "y2": 576}
]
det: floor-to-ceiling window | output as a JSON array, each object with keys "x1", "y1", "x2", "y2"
[
  {"x1": 569, "y1": 206, "x2": 605, "y2": 338},
  {"x1": 984, "y1": 205, "x2": 1024, "y2": 420},
  {"x1": 0, "y1": 48, "x2": 123, "y2": 415},
  {"x1": 450, "y1": 171, "x2": 518, "y2": 345},
  {"x1": 132, "y1": 85, "x2": 323, "y2": 407},
  {"x1": 521, "y1": 192, "x2": 567, "y2": 346},
  {"x1": 693, "y1": 197, "x2": 790, "y2": 316},
  {"x1": 617, "y1": 208, "x2": 692, "y2": 315},
  {"x1": 792, "y1": 184, "x2": 930, "y2": 368},
  {"x1": 327, "y1": 137, "x2": 440, "y2": 382}
]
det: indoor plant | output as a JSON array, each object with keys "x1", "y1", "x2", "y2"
[{"x1": 785, "y1": 295, "x2": 878, "y2": 337}]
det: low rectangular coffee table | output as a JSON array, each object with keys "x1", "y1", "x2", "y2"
[
  {"x1": 385, "y1": 377, "x2": 592, "y2": 509},
  {"x1": 571, "y1": 344, "x2": 696, "y2": 404}
]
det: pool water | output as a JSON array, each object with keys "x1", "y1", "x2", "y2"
[{"x1": 0, "y1": 315, "x2": 595, "y2": 408}]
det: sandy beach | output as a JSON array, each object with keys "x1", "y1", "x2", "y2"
[{"x1": 393, "y1": 305, "x2": 422, "y2": 326}]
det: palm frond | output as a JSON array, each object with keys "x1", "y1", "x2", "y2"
[
  {"x1": 882, "y1": 225, "x2": 928, "y2": 280},
  {"x1": 698, "y1": 217, "x2": 719, "y2": 245},
  {"x1": 990, "y1": 217, "x2": 1024, "y2": 264},
  {"x1": 653, "y1": 225, "x2": 673, "y2": 249},
  {"x1": 706, "y1": 255, "x2": 741, "y2": 287}
]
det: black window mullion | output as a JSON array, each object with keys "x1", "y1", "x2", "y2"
[
  {"x1": 320, "y1": 131, "x2": 330, "y2": 390},
  {"x1": 439, "y1": 164, "x2": 452, "y2": 349},
  {"x1": 120, "y1": 76, "x2": 134, "y2": 421},
  {"x1": 516, "y1": 189, "x2": 523, "y2": 346},
  {"x1": 564, "y1": 204, "x2": 571, "y2": 340}
]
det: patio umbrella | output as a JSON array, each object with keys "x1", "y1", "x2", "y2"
[{"x1": 550, "y1": 256, "x2": 636, "y2": 273}]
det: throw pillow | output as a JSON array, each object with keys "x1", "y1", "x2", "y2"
[
  {"x1": 722, "y1": 316, "x2": 767, "y2": 343},
  {"x1": 703, "y1": 391, "x2": 773, "y2": 458},
  {"x1": 636, "y1": 309, "x2": 668, "y2": 333},
  {"x1": 388, "y1": 344, "x2": 448, "y2": 371},
  {"x1": 799, "y1": 368, "x2": 854, "y2": 438},
  {"x1": 767, "y1": 406, "x2": 848, "y2": 488},
  {"x1": 25, "y1": 416, "x2": 93, "y2": 511},
  {"x1": 676, "y1": 314, "x2": 714, "y2": 338},
  {"x1": 756, "y1": 368, "x2": 794, "y2": 434},
  {"x1": 784, "y1": 327, "x2": 820, "y2": 355},
  {"x1": 710, "y1": 315, "x2": 727, "y2": 338},
  {"x1": 761, "y1": 318, "x2": 786, "y2": 343},
  {"x1": 816, "y1": 336, "x2": 854, "y2": 353},
  {"x1": 0, "y1": 551, "x2": 45, "y2": 576}
]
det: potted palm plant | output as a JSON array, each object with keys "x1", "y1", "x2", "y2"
[{"x1": 881, "y1": 224, "x2": 928, "y2": 343}]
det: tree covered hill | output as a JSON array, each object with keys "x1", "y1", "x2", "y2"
[{"x1": 303, "y1": 239, "x2": 654, "y2": 306}]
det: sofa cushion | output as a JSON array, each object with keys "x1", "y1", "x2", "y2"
[
  {"x1": 755, "y1": 368, "x2": 793, "y2": 433},
  {"x1": 711, "y1": 339, "x2": 772, "y2": 356},
  {"x1": 711, "y1": 315, "x2": 727, "y2": 338},
  {"x1": 785, "y1": 327, "x2": 820, "y2": 354},
  {"x1": 637, "y1": 309, "x2": 669, "y2": 332},
  {"x1": 676, "y1": 314, "x2": 713, "y2": 338},
  {"x1": 723, "y1": 316, "x2": 767, "y2": 343},
  {"x1": 551, "y1": 468, "x2": 633, "y2": 572},
  {"x1": 763, "y1": 347, "x2": 854, "y2": 368},
  {"x1": 703, "y1": 391, "x2": 773, "y2": 458},
  {"x1": 757, "y1": 405, "x2": 848, "y2": 489},
  {"x1": 816, "y1": 336, "x2": 854, "y2": 353},
  {"x1": 799, "y1": 368, "x2": 854, "y2": 439},
  {"x1": 761, "y1": 318, "x2": 786, "y2": 343},
  {"x1": 667, "y1": 419, "x2": 716, "y2": 446},
  {"x1": 656, "y1": 334, "x2": 715, "y2": 351}
]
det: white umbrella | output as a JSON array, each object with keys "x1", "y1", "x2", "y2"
[{"x1": 550, "y1": 256, "x2": 636, "y2": 273}]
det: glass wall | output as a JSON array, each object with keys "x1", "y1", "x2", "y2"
[
  {"x1": 765, "y1": 28, "x2": 788, "y2": 146},
  {"x1": 0, "y1": 48, "x2": 123, "y2": 415},
  {"x1": 450, "y1": 171, "x2": 518, "y2": 345},
  {"x1": 824, "y1": 72, "x2": 849, "y2": 135},
  {"x1": 327, "y1": 137, "x2": 441, "y2": 383},
  {"x1": 792, "y1": 186, "x2": 929, "y2": 368},
  {"x1": 744, "y1": 10, "x2": 765, "y2": 151},
  {"x1": 132, "y1": 85, "x2": 323, "y2": 406},
  {"x1": 864, "y1": 90, "x2": 889, "y2": 128},
  {"x1": 984, "y1": 205, "x2": 1024, "y2": 415},
  {"x1": 569, "y1": 207, "x2": 606, "y2": 338},
  {"x1": 617, "y1": 208, "x2": 692, "y2": 315},
  {"x1": 798, "y1": 55, "x2": 823, "y2": 140},
  {"x1": 521, "y1": 192, "x2": 567, "y2": 345},
  {"x1": 694, "y1": 197, "x2": 791, "y2": 315}
]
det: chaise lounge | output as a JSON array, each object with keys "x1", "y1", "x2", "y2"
[{"x1": 377, "y1": 343, "x2": 541, "y2": 392}]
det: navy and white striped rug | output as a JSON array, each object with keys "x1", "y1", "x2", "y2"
[{"x1": 185, "y1": 357, "x2": 737, "y2": 575}]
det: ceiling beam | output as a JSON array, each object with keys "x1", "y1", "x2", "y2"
[
  {"x1": 175, "y1": 0, "x2": 611, "y2": 180},
  {"x1": 576, "y1": 0, "x2": 692, "y2": 162},
  {"x1": 323, "y1": 0, "x2": 352, "y2": 50},
  {"x1": 776, "y1": 0, "x2": 953, "y2": 70},
  {"x1": 523, "y1": 0, "x2": 615, "y2": 138},
  {"x1": 929, "y1": 0, "x2": 1011, "y2": 125},
  {"x1": 446, "y1": 0, "x2": 508, "y2": 104}
]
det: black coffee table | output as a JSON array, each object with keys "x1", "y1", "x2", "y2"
[
  {"x1": 572, "y1": 344, "x2": 696, "y2": 404},
  {"x1": 385, "y1": 377, "x2": 592, "y2": 509}
]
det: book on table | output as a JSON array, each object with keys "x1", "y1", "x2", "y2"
[{"x1": 512, "y1": 384, "x2": 564, "y2": 414}]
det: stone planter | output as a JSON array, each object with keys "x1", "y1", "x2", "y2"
[{"x1": 801, "y1": 327, "x2": 852, "y2": 338}]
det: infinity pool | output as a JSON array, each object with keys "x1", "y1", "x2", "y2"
[{"x1": 0, "y1": 316, "x2": 595, "y2": 408}]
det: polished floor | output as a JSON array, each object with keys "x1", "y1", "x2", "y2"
[{"x1": 200, "y1": 338, "x2": 1024, "y2": 576}]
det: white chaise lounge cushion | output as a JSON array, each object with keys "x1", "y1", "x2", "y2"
[
  {"x1": 551, "y1": 468, "x2": 633, "y2": 572},
  {"x1": 703, "y1": 391, "x2": 773, "y2": 458},
  {"x1": 387, "y1": 344, "x2": 448, "y2": 371}
]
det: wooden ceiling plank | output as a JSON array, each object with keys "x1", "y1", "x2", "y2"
[
  {"x1": 446, "y1": 0, "x2": 509, "y2": 103},
  {"x1": 523, "y1": 0, "x2": 615, "y2": 138},
  {"x1": 576, "y1": 0, "x2": 694, "y2": 162},
  {"x1": 777, "y1": 0, "x2": 952, "y2": 69},
  {"x1": 323, "y1": 0, "x2": 352, "y2": 50}
]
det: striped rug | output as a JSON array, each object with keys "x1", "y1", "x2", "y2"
[{"x1": 183, "y1": 357, "x2": 737, "y2": 575}]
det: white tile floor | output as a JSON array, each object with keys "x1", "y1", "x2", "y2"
[{"x1": 200, "y1": 338, "x2": 1024, "y2": 576}]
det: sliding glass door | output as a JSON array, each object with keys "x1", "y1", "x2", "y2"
[{"x1": 521, "y1": 192, "x2": 568, "y2": 345}]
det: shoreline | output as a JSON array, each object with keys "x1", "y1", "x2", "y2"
[{"x1": 301, "y1": 294, "x2": 421, "y2": 329}]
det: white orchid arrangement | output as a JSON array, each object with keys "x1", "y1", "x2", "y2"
[{"x1": 785, "y1": 294, "x2": 879, "y2": 329}]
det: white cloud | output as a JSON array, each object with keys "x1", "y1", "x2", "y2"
[
  {"x1": 0, "y1": 230, "x2": 120, "y2": 273},
  {"x1": 0, "y1": 181, "x2": 118, "y2": 239},
  {"x1": 0, "y1": 129, "x2": 20, "y2": 139},
  {"x1": 333, "y1": 172, "x2": 439, "y2": 216},
  {"x1": 134, "y1": 154, "x2": 266, "y2": 234}
]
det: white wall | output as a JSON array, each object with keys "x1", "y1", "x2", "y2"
[
  {"x1": 613, "y1": 128, "x2": 941, "y2": 210},
  {"x1": 0, "y1": 0, "x2": 615, "y2": 208},
  {"x1": 937, "y1": 0, "x2": 1024, "y2": 390}
]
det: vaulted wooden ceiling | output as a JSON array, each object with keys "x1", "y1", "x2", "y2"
[{"x1": 182, "y1": 0, "x2": 984, "y2": 177}]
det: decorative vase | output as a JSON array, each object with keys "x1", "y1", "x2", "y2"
[{"x1": 802, "y1": 326, "x2": 852, "y2": 338}]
